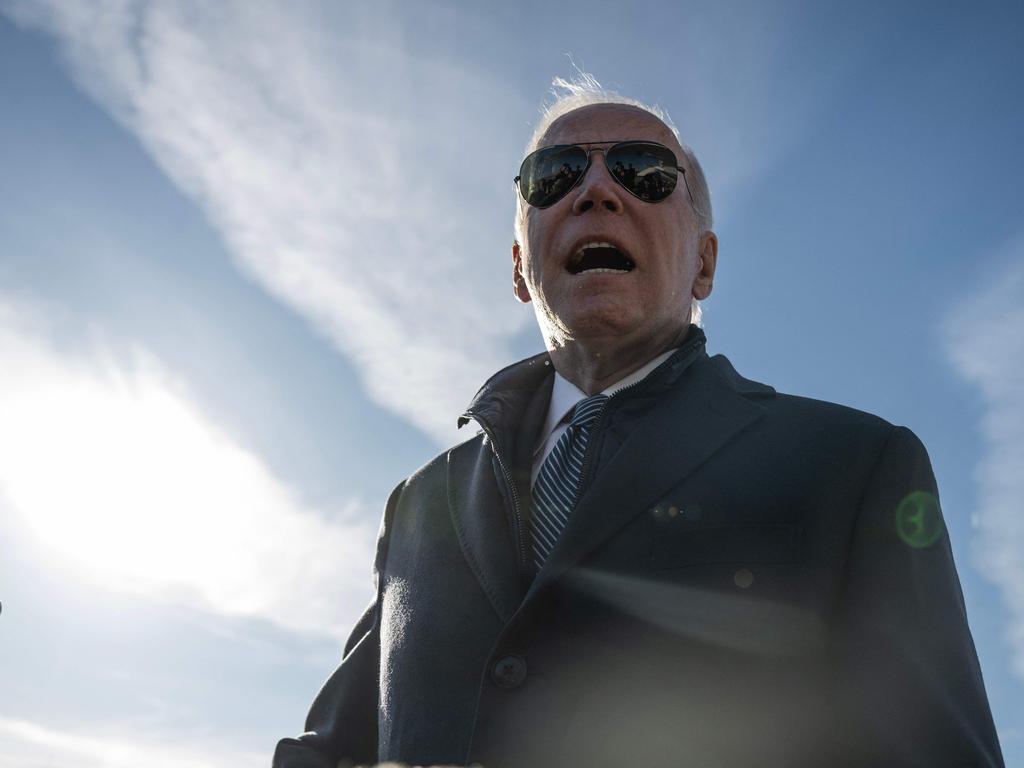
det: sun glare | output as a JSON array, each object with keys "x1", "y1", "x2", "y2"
[{"x1": 0, "y1": 315, "x2": 374, "y2": 633}]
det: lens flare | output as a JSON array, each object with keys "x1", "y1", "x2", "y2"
[{"x1": 895, "y1": 491, "x2": 944, "y2": 548}]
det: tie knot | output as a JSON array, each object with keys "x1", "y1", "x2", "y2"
[{"x1": 570, "y1": 394, "x2": 609, "y2": 428}]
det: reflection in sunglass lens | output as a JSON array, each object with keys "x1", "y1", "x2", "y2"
[
  {"x1": 606, "y1": 143, "x2": 678, "y2": 202},
  {"x1": 519, "y1": 145, "x2": 588, "y2": 208},
  {"x1": 517, "y1": 141, "x2": 682, "y2": 208}
]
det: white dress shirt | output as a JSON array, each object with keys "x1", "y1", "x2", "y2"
[{"x1": 530, "y1": 348, "x2": 678, "y2": 485}]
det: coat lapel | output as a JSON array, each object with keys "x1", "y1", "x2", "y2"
[
  {"x1": 447, "y1": 363, "x2": 553, "y2": 623},
  {"x1": 525, "y1": 355, "x2": 770, "y2": 603},
  {"x1": 447, "y1": 437, "x2": 525, "y2": 622}
]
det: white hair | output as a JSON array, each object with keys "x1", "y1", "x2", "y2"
[{"x1": 515, "y1": 73, "x2": 712, "y2": 326}]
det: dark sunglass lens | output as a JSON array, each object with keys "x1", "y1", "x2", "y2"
[
  {"x1": 519, "y1": 146, "x2": 588, "y2": 207},
  {"x1": 607, "y1": 143, "x2": 678, "y2": 202}
]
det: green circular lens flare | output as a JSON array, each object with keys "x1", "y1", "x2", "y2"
[{"x1": 895, "y1": 491, "x2": 944, "y2": 548}]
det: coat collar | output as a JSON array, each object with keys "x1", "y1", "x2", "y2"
[
  {"x1": 450, "y1": 329, "x2": 775, "y2": 620},
  {"x1": 525, "y1": 350, "x2": 774, "y2": 604}
]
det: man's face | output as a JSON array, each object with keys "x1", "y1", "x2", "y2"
[{"x1": 513, "y1": 104, "x2": 715, "y2": 351}]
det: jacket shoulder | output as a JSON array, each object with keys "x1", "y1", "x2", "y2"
[
  {"x1": 709, "y1": 353, "x2": 901, "y2": 444},
  {"x1": 708, "y1": 354, "x2": 909, "y2": 462},
  {"x1": 770, "y1": 391, "x2": 895, "y2": 434},
  {"x1": 399, "y1": 430, "x2": 485, "y2": 493}
]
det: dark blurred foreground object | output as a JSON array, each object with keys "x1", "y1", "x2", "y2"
[{"x1": 273, "y1": 336, "x2": 1004, "y2": 768}]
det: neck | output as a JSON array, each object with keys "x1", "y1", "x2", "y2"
[{"x1": 547, "y1": 323, "x2": 691, "y2": 395}]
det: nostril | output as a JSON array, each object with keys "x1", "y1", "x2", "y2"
[
  {"x1": 602, "y1": 200, "x2": 616, "y2": 211},
  {"x1": 579, "y1": 200, "x2": 594, "y2": 212}
]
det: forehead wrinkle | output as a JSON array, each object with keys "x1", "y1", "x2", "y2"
[{"x1": 541, "y1": 105, "x2": 684, "y2": 161}]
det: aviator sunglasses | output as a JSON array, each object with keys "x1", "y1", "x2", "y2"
[{"x1": 515, "y1": 140, "x2": 697, "y2": 209}]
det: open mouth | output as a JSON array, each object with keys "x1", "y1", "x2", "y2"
[{"x1": 566, "y1": 241, "x2": 636, "y2": 275}]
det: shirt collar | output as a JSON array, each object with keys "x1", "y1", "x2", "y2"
[{"x1": 537, "y1": 346, "x2": 680, "y2": 451}]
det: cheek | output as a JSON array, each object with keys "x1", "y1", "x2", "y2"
[{"x1": 522, "y1": 254, "x2": 551, "y2": 293}]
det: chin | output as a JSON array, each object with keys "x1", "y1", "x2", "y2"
[{"x1": 561, "y1": 309, "x2": 644, "y2": 341}]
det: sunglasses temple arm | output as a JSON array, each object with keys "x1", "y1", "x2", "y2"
[{"x1": 678, "y1": 166, "x2": 705, "y2": 219}]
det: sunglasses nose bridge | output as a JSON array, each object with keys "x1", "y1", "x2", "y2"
[
  {"x1": 583, "y1": 145, "x2": 612, "y2": 175},
  {"x1": 572, "y1": 146, "x2": 625, "y2": 212}
]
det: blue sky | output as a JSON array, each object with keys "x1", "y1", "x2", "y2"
[{"x1": 0, "y1": 1, "x2": 1022, "y2": 765}]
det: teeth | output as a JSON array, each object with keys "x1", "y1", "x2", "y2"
[
  {"x1": 577, "y1": 240, "x2": 617, "y2": 254},
  {"x1": 567, "y1": 241, "x2": 635, "y2": 275}
]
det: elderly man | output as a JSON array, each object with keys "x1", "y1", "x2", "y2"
[{"x1": 274, "y1": 84, "x2": 1003, "y2": 768}]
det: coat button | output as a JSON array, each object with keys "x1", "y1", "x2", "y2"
[
  {"x1": 734, "y1": 568, "x2": 754, "y2": 588},
  {"x1": 491, "y1": 654, "x2": 527, "y2": 688}
]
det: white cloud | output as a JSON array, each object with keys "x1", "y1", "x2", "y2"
[
  {"x1": 3, "y1": 0, "x2": 530, "y2": 444},
  {"x1": 0, "y1": 296, "x2": 377, "y2": 636},
  {"x1": 0, "y1": 716, "x2": 263, "y2": 768},
  {"x1": 1, "y1": 0, "x2": 827, "y2": 445},
  {"x1": 947, "y1": 245, "x2": 1024, "y2": 678}
]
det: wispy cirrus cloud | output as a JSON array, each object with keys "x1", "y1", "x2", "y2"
[
  {"x1": 0, "y1": 0, "x2": 828, "y2": 444},
  {"x1": 0, "y1": 294, "x2": 376, "y2": 636},
  {"x1": 0, "y1": 716, "x2": 263, "y2": 768},
  {"x1": 946, "y1": 242, "x2": 1024, "y2": 678},
  {"x1": 3, "y1": 0, "x2": 530, "y2": 444}
]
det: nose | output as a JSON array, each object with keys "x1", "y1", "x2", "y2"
[{"x1": 571, "y1": 151, "x2": 625, "y2": 215}]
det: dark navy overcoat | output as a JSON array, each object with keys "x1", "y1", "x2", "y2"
[{"x1": 275, "y1": 337, "x2": 1003, "y2": 768}]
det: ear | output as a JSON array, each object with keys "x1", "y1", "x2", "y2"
[
  {"x1": 512, "y1": 241, "x2": 532, "y2": 304},
  {"x1": 692, "y1": 230, "x2": 718, "y2": 300}
]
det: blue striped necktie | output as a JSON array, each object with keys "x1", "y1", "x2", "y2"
[{"x1": 531, "y1": 393, "x2": 610, "y2": 568}]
